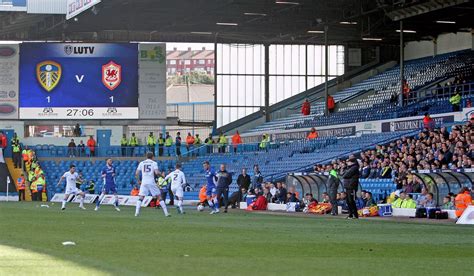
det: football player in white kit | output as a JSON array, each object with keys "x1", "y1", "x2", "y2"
[
  {"x1": 164, "y1": 163, "x2": 186, "y2": 214},
  {"x1": 135, "y1": 152, "x2": 170, "y2": 217},
  {"x1": 56, "y1": 164, "x2": 86, "y2": 210}
]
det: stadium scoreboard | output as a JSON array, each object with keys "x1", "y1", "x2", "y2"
[{"x1": 19, "y1": 43, "x2": 139, "y2": 119}]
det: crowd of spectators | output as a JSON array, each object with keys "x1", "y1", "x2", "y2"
[{"x1": 313, "y1": 121, "x2": 473, "y2": 194}]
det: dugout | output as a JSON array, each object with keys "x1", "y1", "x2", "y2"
[
  {"x1": 287, "y1": 171, "x2": 473, "y2": 204},
  {"x1": 411, "y1": 171, "x2": 473, "y2": 204},
  {"x1": 286, "y1": 173, "x2": 346, "y2": 202}
]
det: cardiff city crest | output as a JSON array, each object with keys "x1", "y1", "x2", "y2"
[
  {"x1": 36, "y1": 61, "x2": 62, "y2": 92},
  {"x1": 102, "y1": 61, "x2": 122, "y2": 90}
]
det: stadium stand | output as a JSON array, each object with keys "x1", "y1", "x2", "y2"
[
  {"x1": 40, "y1": 117, "x2": 473, "y2": 207},
  {"x1": 245, "y1": 50, "x2": 474, "y2": 133},
  {"x1": 41, "y1": 130, "x2": 417, "y2": 198}
]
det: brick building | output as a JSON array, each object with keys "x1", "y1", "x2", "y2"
[{"x1": 166, "y1": 47, "x2": 214, "y2": 75}]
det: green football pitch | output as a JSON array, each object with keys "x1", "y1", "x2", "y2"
[{"x1": 0, "y1": 202, "x2": 473, "y2": 276}]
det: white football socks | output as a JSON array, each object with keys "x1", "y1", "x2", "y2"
[
  {"x1": 79, "y1": 196, "x2": 84, "y2": 208},
  {"x1": 160, "y1": 200, "x2": 169, "y2": 216},
  {"x1": 135, "y1": 199, "x2": 142, "y2": 216}
]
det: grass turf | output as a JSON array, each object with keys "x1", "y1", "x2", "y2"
[{"x1": 0, "y1": 202, "x2": 473, "y2": 276}]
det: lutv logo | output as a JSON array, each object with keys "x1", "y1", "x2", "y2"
[{"x1": 64, "y1": 45, "x2": 95, "y2": 55}]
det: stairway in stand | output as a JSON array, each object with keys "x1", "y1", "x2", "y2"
[{"x1": 5, "y1": 158, "x2": 31, "y2": 201}]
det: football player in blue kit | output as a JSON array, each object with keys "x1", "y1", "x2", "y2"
[
  {"x1": 203, "y1": 161, "x2": 219, "y2": 214},
  {"x1": 95, "y1": 158, "x2": 120, "y2": 212}
]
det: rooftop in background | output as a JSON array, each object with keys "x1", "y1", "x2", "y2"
[
  {"x1": 166, "y1": 47, "x2": 214, "y2": 60},
  {"x1": 0, "y1": 0, "x2": 473, "y2": 44}
]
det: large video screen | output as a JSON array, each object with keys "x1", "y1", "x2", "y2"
[{"x1": 19, "y1": 43, "x2": 139, "y2": 119}]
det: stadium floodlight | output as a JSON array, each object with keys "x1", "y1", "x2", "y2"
[
  {"x1": 362, "y1": 37, "x2": 383, "y2": 41},
  {"x1": 190, "y1": 32, "x2": 213, "y2": 35},
  {"x1": 307, "y1": 30, "x2": 324, "y2": 34},
  {"x1": 244, "y1": 12, "x2": 267, "y2": 16},
  {"x1": 340, "y1": 21, "x2": 357, "y2": 25},
  {"x1": 275, "y1": 1, "x2": 300, "y2": 5},
  {"x1": 396, "y1": 29, "x2": 416, "y2": 33},
  {"x1": 436, "y1": 20, "x2": 456, "y2": 24},
  {"x1": 216, "y1": 22, "x2": 238, "y2": 26}
]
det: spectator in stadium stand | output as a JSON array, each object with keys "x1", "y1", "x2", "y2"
[
  {"x1": 130, "y1": 185, "x2": 139, "y2": 196},
  {"x1": 416, "y1": 187, "x2": 428, "y2": 208},
  {"x1": 338, "y1": 192, "x2": 349, "y2": 213},
  {"x1": 391, "y1": 192, "x2": 406, "y2": 208},
  {"x1": 87, "y1": 135, "x2": 97, "y2": 157},
  {"x1": 251, "y1": 164, "x2": 263, "y2": 190},
  {"x1": 379, "y1": 160, "x2": 392, "y2": 179},
  {"x1": 186, "y1": 132, "x2": 195, "y2": 155},
  {"x1": 301, "y1": 98, "x2": 311, "y2": 116},
  {"x1": 441, "y1": 196, "x2": 454, "y2": 210},
  {"x1": 342, "y1": 157, "x2": 360, "y2": 219},
  {"x1": 237, "y1": 168, "x2": 251, "y2": 197},
  {"x1": 402, "y1": 194, "x2": 417, "y2": 209},
  {"x1": 455, "y1": 187, "x2": 472, "y2": 218},
  {"x1": 321, "y1": 192, "x2": 330, "y2": 203},
  {"x1": 218, "y1": 133, "x2": 227, "y2": 153},
  {"x1": 364, "y1": 192, "x2": 376, "y2": 207},
  {"x1": 194, "y1": 134, "x2": 202, "y2": 156},
  {"x1": 120, "y1": 134, "x2": 128, "y2": 157},
  {"x1": 389, "y1": 92, "x2": 399, "y2": 106},
  {"x1": 402, "y1": 79, "x2": 410, "y2": 105},
  {"x1": 423, "y1": 113, "x2": 435, "y2": 130},
  {"x1": 303, "y1": 193, "x2": 318, "y2": 206},
  {"x1": 307, "y1": 127, "x2": 319, "y2": 140},
  {"x1": 204, "y1": 134, "x2": 214, "y2": 154},
  {"x1": 74, "y1": 140, "x2": 83, "y2": 157},
  {"x1": 360, "y1": 161, "x2": 370, "y2": 179},
  {"x1": 263, "y1": 187, "x2": 273, "y2": 203},
  {"x1": 286, "y1": 192, "x2": 298, "y2": 203},
  {"x1": 269, "y1": 182, "x2": 277, "y2": 199},
  {"x1": 165, "y1": 132, "x2": 173, "y2": 157},
  {"x1": 17, "y1": 173, "x2": 26, "y2": 201},
  {"x1": 422, "y1": 193, "x2": 436, "y2": 208},
  {"x1": 327, "y1": 94, "x2": 335, "y2": 114},
  {"x1": 73, "y1": 123, "x2": 81, "y2": 137},
  {"x1": 156, "y1": 133, "x2": 164, "y2": 157},
  {"x1": 449, "y1": 91, "x2": 462, "y2": 112},
  {"x1": 147, "y1": 132, "x2": 156, "y2": 155},
  {"x1": 466, "y1": 99, "x2": 472, "y2": 108},
  {"x1": 67, "y1": 139, "x2": 76, "y2": 158},
  {"x1": 86, "y1": 180, "x2": 95, "y2": 194},
  {"x1": 259, "y1": 134, "x2": 270, "y2": 152},
  {"x1": 175, "y1": 132, "x2": 182, "y2": 157},
  {"x1": 11, "y1": 140, "x2": 21, "y2": 169},
  {"x1": 128, "y1": 133, "x2": 138, "y2": 156},
  {"x1": 274, "y1": 182, "x2": 287, "y2": 204},
  {"x1": 231, "y1": 131, "x2": 242, "y2": 153}
]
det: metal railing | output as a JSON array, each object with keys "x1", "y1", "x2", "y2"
[
  {"x1": 167, "y1": 101, "x2": 214, "y2": 122},
  {"x1": 404, "y1": 82, "x2": 474, "y2": 104}
]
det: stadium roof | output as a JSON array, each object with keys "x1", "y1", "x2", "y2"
[{"x1": 0, "y1": 0, "x2": 473, "y2": 44}]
